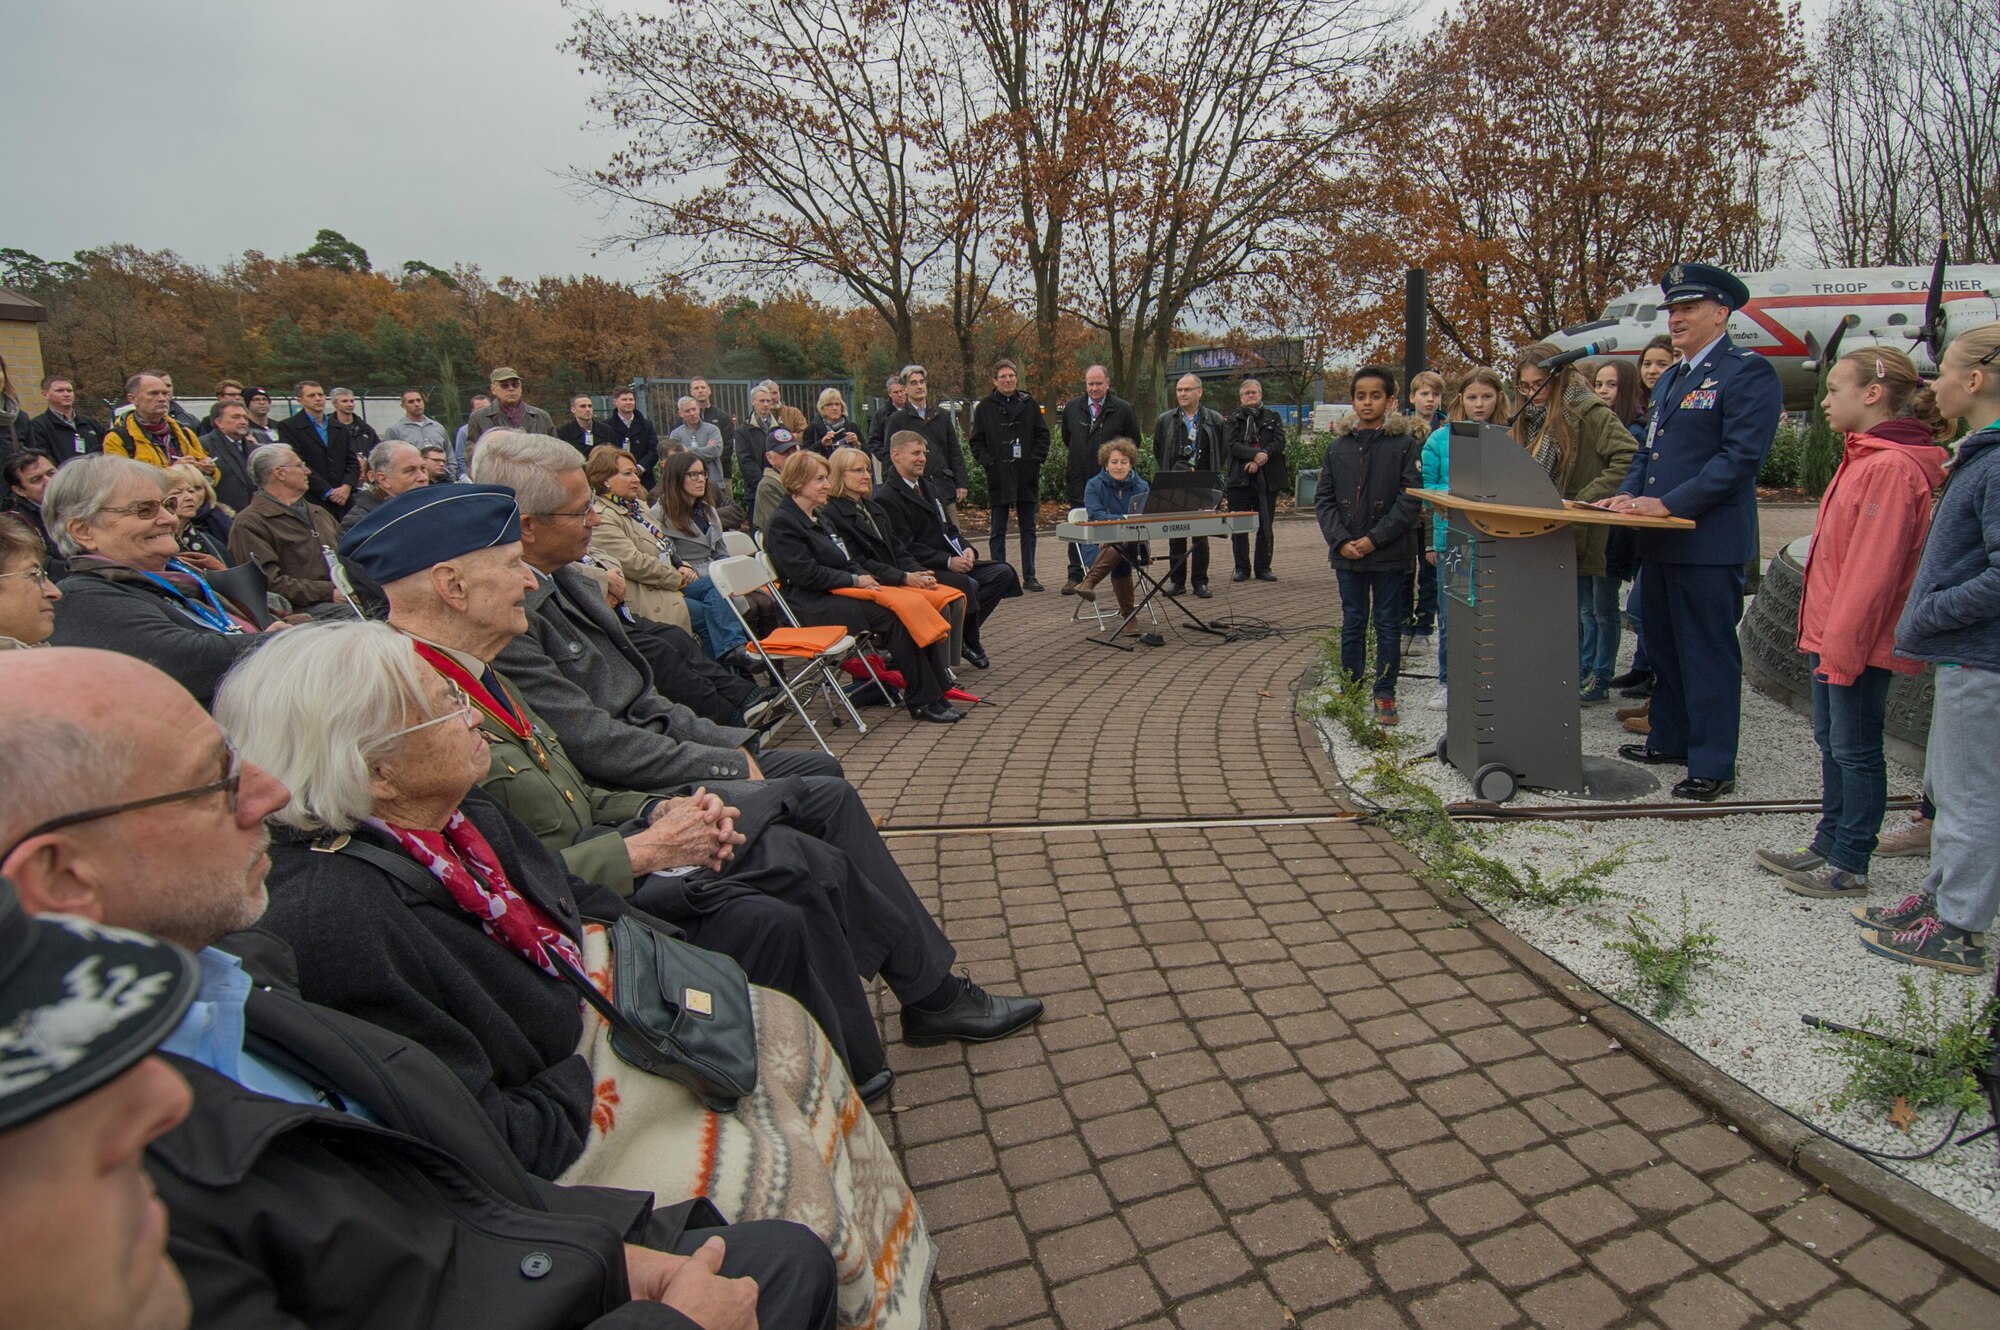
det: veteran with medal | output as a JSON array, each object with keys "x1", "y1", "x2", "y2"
[{"x1": 1601, "y1": 263, "x2": 1782, "y2": 800}]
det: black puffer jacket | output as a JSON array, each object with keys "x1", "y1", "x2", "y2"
[{"x1": 1313, "y1": 412, "x2": 1424, "y2": 572}]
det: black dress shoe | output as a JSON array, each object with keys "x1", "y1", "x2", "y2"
[
  {"x1": 1164, "y1": 582, "x2": 1186, "y2": 597},
  {"x1": 1617, "y1": 742, "x2": 1685, "y2": 765},
  {"x1": 1023, "y1": 578, "x2": 1044, "y2": 592},
  {"x1": 961, "y1": 647, "x2": 990, "y2": 669},
  {"x1": 1255, "y1": 571, "x2": 1279, "y2": 582},
  {"x1": 1232, "y1": 569, "x2": 1251, "y2": 582},
  {"x1": 1618, "y1": 677, "x2": 1655, "y2": 700},
  {"x1": 1609, "y1": 669, "x2": 1650, "y2": 688},
  {"x1": 855, "y1": 1068, "x2": 895, "y2": 1104},
  {"x1": 912, "y1": 702, "x2": 963, "y2": 723},
  {"x1": 1673, "y1": 776, "x2": 1735, "y2": 801},
  {"x1": 1193, "y1": 581, "x2": 1211, "y2": 599},
  {"x1": 901, "y1": 983, "x2": 1045, "y2": 1047}
]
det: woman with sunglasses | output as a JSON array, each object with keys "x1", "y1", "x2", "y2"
[
  {"x1": 44, "y1": 455, "x2": 273, "y2": 704},
  {"x1": 0, "y1": 514, "x2": 61, "y2": 649}
]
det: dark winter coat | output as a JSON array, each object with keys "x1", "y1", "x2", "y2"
[
  {"x1": 196, "y1": 426, "x2": 257, "y2": 512},
  {"x1": 968, "y1": 391, "x2": 1051, "y2": 505},
  {"x1": 1896, "y1": 426, "x2": 2000, "y2": 672},
  {"x1": 1150, "y1": 406, "x2": 1227, "y2": 475},
  {"x1": 1225, "y1": 405, "x2": 1288, "y2": 491},
  {"x1": 150, "y1": 935, "x2": 720, "y2": 1330},
  {"x1": 276, "y1": 410, "x2": 362, "y2": 512},
  {"x1": 822, "y1": 495, "x2": 925, "y2": 585},
  {"x1": 1314, "y1": 412, "x2": 1424, "y2": 572},
  {"x1": 604, "y1": 409, "x2": 661, "y2": 481},
  {"x1": 883, "y1": 403, "x2": 969, "y2": 492},
  {"x1": 1058, "y1": 392, "x2": 1144, "y2": 504},
  {"x1": 26, "y1": 408, "x2": 105, "y2": 465},
  {"x1": 260, "y1": 789, "x2": 639, "y2": 1178},
  {"x1": 764, "y1": 500, "x2": 869, "y2": 593},
  {"x1": 49, "y1": 558, "x2": 264, "y2": 704}
]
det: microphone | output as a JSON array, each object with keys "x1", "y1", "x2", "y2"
[{"x1": 1538, "y1": 336, "x2": 1620, "y2": 373}]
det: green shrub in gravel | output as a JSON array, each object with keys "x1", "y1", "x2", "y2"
[
  {"x1": 1606, "y1": 892, "x2": 1723, "y2": 1018},
  {"x1": 1831, "y1": 973, "x2": 1999, "y2": 1116}
]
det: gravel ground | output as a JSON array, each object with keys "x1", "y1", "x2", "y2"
[{"x1": 1304, "y1": 635, "x2": 2000, "y2": 1235}]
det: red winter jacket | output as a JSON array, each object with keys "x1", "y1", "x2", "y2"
[{"x1": 1796, "y1": 418, "x2": 1950, "y2": 685}]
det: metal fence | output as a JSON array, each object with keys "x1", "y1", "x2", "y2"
[{"x1": 630, "y1": 377, "x2": 857, "y2": 428}]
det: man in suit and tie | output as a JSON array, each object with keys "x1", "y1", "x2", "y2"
[
  {"x1": 195, "y1": 400, "x2": 258, "y2": 512},
  {"x1": 1058, "y1": 365, "x2": 1142, "y2": 593},
  {"x1": 1150, "y1": 373, "x2": 1227, "y2": 598},
  {"x1": 878, "y1": 429, "x2": 1020, "y2": 670},
  {"x1": 1601, "y1": 263, "x2": 1782, "y2": 801}
]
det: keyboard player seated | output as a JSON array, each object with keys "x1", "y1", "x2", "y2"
[{"x1": 1073, "y1": 438, "x2": 1153, "y2": 636}]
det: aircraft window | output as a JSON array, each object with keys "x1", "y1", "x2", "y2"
[
  {"x1": 1887, "y1": 313, "x2": 1908, "y2": 326},
  {"x1": 1770, "y1": 283, "x2": 1790, "y2": 294},
  {"x1": 1602, "y1": 303, "x2": 1631, "y2": 319},
  {"x1": 1637, "y1": 305, "x2": 1659, "y2": 321}
]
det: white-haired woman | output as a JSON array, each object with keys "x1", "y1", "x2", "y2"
[
  {"x1": 217, "y1": 621, "x2": 933, "y2": 1329},
  {"x1": 802, "y1": 388, "x2": 861, "y2": 457},
  {"x1": 45, "y1": 454, "x2": 273, "y2": 704}
]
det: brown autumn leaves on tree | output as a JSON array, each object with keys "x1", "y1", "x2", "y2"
[{"x1": 565, "y1": 0, "x2": 1808, "y2": 401}]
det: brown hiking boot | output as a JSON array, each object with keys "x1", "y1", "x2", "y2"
[{"x1": 1615, "y1": 700, "x2": 1649, "y2": 722}]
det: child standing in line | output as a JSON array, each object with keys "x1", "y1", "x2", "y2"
[
  {"x1": 1751, "y1": 347, "x2": 1950, "y2": 899},
  {"x1": 1420, "y1": 369, "x2": 1509, "y2": 713},
  {"x1": 1317, "y1": 366, "x2": 1424, "y2": 726},
  {"x1": 1404, "y1": 370, "x2": 1448, "y2": 650}
]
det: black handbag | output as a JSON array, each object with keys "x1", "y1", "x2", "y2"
[{"x1": 323, "y1": 836, "x2": 759, "y2": 1112}]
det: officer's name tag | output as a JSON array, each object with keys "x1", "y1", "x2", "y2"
[{"x1": 1680, "y1": 389, "x2": 1719, "y2": 411}]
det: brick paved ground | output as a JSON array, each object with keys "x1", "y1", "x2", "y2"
[{"x1": 822, "y1": 517, "x2": 1997, "y2": 1329}]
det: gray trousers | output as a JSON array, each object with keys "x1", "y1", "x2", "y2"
[{"x1": 1921, "y1": 664, "x2": 2000, "y2": 933}]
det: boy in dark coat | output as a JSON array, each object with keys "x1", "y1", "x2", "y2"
[{"x1": 1315, "y1": 366, "x2": 1423, "y2": 726}]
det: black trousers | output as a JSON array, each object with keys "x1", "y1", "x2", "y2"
[
  {"x1": 656, "y1": 1216, "x2": 838, "y2": 1330},
  {"x1": 706, "y1": 765, "x2": 956, "y2": 998},
  {"x1": 780, "y1": 587, "x2": 950, "y2": 709},
  {"x1": 623, "y1": 617, "x2": 755, "y2": 725},
  {"x1": 989, "y1": 501, "x2": 1038, "y2": 579},
  {"x1": 1227, "y1": 484, "x2": 1276, "y2": 575},
  {"x1": 1166, "y1": 537, "x2": 1210, "y2": 586}
]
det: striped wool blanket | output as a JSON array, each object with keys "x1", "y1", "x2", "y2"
[{"x1": 558, "y1": 925, "x2": 934, "y2": 1328}]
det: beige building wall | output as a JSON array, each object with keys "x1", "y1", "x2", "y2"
[{"x1": 0, "y1": 316, "x2": 48, "y2": 417}]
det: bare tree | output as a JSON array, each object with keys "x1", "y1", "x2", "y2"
[
  {"x1": 564, "y1": 0, "x2": 951, "y2": 364},
  {"x1": 1064, "y1": 0, "x2": 1405, "y2": 417},
  {"x1": 1799, "y1": 0, "x2": 2000, "y2": 266}
]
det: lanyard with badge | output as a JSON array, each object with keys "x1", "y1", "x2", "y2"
[{"x1": 139, "y1": 561, "x2": 246, "y2": 634}]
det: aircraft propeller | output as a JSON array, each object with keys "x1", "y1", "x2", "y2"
[{"x1": 1914, "y1": 238, "x2": 1949, "y2": 362}]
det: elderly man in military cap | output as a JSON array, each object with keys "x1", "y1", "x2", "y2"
[
  {"x1": 340, "y1": 482, "x2": 1044, "y2": 1053},
  {"x1": 0, "y1": 646, "x2": 838, "y2": 1330},
  {"x1": 0, "y1": 880, "x2": 197, "y2": 1330},
  {"x1": 1602, "y1": 263, "x2": 1783, "y2": 800}
]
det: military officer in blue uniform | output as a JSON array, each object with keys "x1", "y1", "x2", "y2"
[{"x1": 1600, "y1": 263, "x2": 1782, "y2": 800}]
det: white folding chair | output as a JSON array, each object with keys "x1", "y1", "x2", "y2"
[
  {"x1": 722, "y1": 530, "x2": 761, "y2": 558},
  {"x1": 1067, "y1": 509, "x2": 1159, "y2": 631},
  {"x1": 707, "y1": 555, "x2": 888, "y2": 755}
]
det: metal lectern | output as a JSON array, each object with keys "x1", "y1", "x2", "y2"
[{"x1": 1413, "y1": 423, "x2": 1692, "y2": 802}]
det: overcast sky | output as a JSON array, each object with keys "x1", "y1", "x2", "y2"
[{"x1": 11, "y1": 0, "x2": 653, "y2": 283}]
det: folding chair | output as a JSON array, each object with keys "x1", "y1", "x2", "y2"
[
  {"x1": 1067, "y1": 509, "x2": 1160, "y2": 632},
  {"x1": 706, "y1": 554, "x2": 890, "y2": 755},
  {"x1": 722, "y1": 530, "x2": 761, "y2": 558}
]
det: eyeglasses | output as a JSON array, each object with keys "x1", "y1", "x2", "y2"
[
  {"x1": 0, "y1": 567, "x2": 53, "y2": 589},
  {"x1": 4, "y1": 737, "x2": 242, "y2": 854},
  {"x1": 377, "y1": 683, "x2": 477, "y2": 745},
  {"x1": 103, "y1": 499, "x2": 169, "y2": 521},
  {"x1": 531, "y1": 503, "x2": 597, "y2": 521}
]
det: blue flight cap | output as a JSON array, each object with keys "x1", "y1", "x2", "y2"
[
  {"x1": 338, "y1": 483, "x2": 522, "y2": 585},
  {"x1": 1659, "y1": 262, "x2": 1751, "y2": 311}
]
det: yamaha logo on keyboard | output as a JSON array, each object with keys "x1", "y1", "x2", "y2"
[{"x1": 1160, "y1": 522, "x2": 1191, "y2": 534}]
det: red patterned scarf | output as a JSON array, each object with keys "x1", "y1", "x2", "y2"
[{"x1": 367, "y1": 811, "x2": 583, "y2": 979}]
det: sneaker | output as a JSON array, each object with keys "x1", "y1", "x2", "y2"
[
  {"x1": 1852, "y1": 893, "x2": 1933, "y2": 931},
  {"x1": 1373, "y1": 698, "x2": 1399, "y2": 727},
  {"x1": 1860, "y1": 914, "x2": 1988, "y2": 975},
  {"x1": 1402, "y1": 633, "x2": 1429, "y2": 656},
  {"x1": 1781, "y1": 865, "x2": 1869, "y2": 900},
  {"x1": 1753, "y1": 847, "x2": 1825, "y2": 876},
  {"x1": 1873, "y1": 815, "x2": 1932, "y2": 858},
  {"x1": 1579, "y1": 675, "x2": 1610, "y2": 704},
  {"x1": 1426, "y1": 686, "x2": 1449, "y2": 713}
]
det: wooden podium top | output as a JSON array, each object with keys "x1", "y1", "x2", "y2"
[{"x1": 1409, "y1": 488, "x2": 1695, "y2": 539}]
